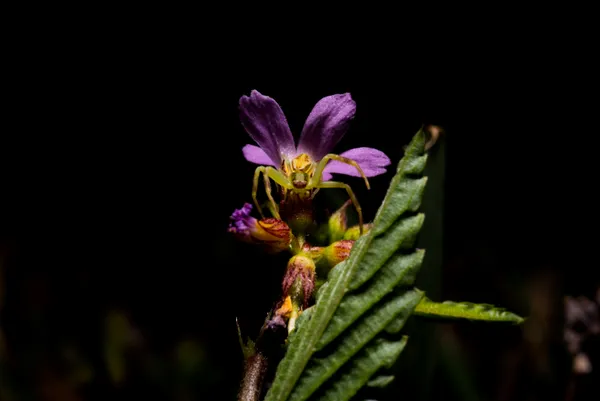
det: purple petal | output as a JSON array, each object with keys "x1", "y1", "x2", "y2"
[
  {"x1": 297, "y1": 93, "x2": 356, "y2": 160},
  {"x1": 239, "y1": 90, "x2": 296, "y2": 165},
  {"x1": 321, "y1": 171, "x2": 334, "y2": 181},
  {"x1": 228, "y1": 203, "x2": 255, "y2": 241},
  {"x1": 242, "y1": 144, "x2": 278, "y2": 167},
  {"x1": 321, "y1": 147, "x2": 391, "y2": 180}
]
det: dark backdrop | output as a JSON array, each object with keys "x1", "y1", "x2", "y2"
[{"x1": 1, "y1": 30, "x2": 598, "y2": 401}]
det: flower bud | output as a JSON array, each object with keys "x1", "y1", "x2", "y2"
[
  {"x1": 282, "y1": 255, "x2": 316, "y2": 308},
  {"x1": 228, "y1": 203, "x2": 292, "y2": 253},
  {"x1": 270, "y1": 295, "x2": 303, "y2": 334},
  {"x1": 323, "y1": 240, "x2": 355, "y2": 267},
  {"x1": 328, "y1": 200, "x2": 351, "y2": 242},
  {"x1": 343, "y1": 223, "x2": 373, "y2": 240}
]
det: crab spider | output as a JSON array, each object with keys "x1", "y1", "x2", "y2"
[{"x1": 252, "y1": 152, "x2": 370, "y2": 234}]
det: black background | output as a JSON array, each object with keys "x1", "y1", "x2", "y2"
[{"x1": 1, "y1": 20, "x2": 598, "y2": 401}]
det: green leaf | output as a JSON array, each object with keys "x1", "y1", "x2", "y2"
[
  {"x1": 317, "y1": 252, "x2": 424, "y2": 349},
  {"x1": 289, "y1": 289, "x2": 422, "y2": 401},
  {"x1": 414, "y1": 296, "x2": 525, "y2": 324},
  {"x1": 263, "y1": 128, "x2": 430, "y2": 401},
  {"x1": 314, "y1": 337, "x2": 408, "y2": 401}
]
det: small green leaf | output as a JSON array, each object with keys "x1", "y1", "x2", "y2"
[{"x1": 414, "y1": 296, "x2": 525, "y2": 324}]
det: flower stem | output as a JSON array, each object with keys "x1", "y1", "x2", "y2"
[
  {"x1": 237, "y1": 314, "x2": 287, "y2": 401},
  {"x1": 238, "y1": 351, "x2": 268, "y2": 401},
  {"x1": 290, "y1": 233, "x2": 305, "y2": 255}
]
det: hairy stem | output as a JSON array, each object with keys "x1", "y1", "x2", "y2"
[{"x1": 238, "y1": 351, "x2": 268, "y2": 401}]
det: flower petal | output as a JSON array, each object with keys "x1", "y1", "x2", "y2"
[
  {"x1": 297, "y1": 93, "x2": 356, "y2": 160},
  {"x1": 321, "y1": 147, "x2": 391, "y2": 180},
  {"x1": 242, "y1": 144, "x2": 278, "y2": 166},
  {"x1": 239, "y1": 90, "x2": 296, "y2": 165},
  {"x1": 321, "y1": 171, "x2": 334, "y2": 181}
]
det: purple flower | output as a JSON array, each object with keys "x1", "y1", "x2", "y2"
[
  {"x1": 228, "y1": 203, "x2": 292, "y2": 253},
  {"x1": 228, "y1": 203, "x2": 255, "y2": 238},
  {"x1": 239, "y1": 90, "x2": 390, "y2": 181}
]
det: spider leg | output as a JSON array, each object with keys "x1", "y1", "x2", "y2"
[
  {"x1": 316, "y1": 180, "x2": 364, "y2": 234},
  {"x1": 262, "y1": 168, "x2": 281, "y2": 219},
  {"x1": 253, "y1": 166, "x2": 293, "y2": 219},
  {"x1": 264, "y1": 166, "x2": 293, "y2": 189},
  {"x1": 310, "y1": 153, "x2": 370, "y2": 190},
  {"x1": 252, "y1": 166, "x2": 267, "y2": 218}
]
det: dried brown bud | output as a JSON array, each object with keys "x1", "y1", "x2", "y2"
[{"x1": 425, "y1": 125, "x2": 444, "y2": 151}]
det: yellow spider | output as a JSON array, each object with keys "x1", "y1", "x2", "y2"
[{"x1": 252, "y1": 152, "x2": 370, "y2": 234}]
